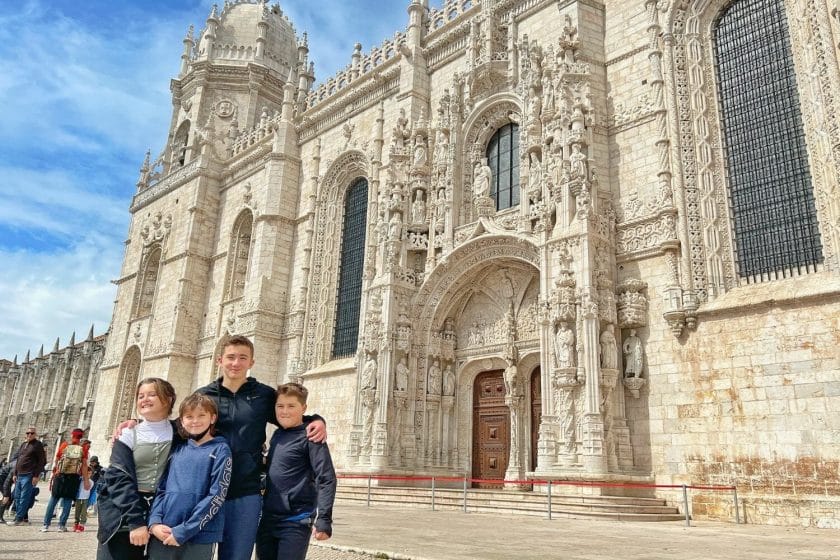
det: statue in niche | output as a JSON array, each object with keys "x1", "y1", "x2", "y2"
[
  {"x1": 434, "y1": 129, "x2": 448, "y2": 162},
  {"x1": 361, "y1": 354, "x2": 377, "y2": 390},
  {"x1": 503, "y1": 363, "x2": 520, "y2": 397},
  {"x1": 411, "y1": 191, "x2": 426, "y2": 224},
  {"x1": 473, "y1": 158, "x2": 492, "y2": 198},
  {"x1": 393, "y1": 108, "x2": 410, "y2": 147},
  {"x1": 442, "y1": 364, "x2": 455, "y2": 396},
  {"x1": 542, "y1": 74, "x2": 555, "y2": 117},
  {"x1": 395, "y1": 356, "x2": 409, "y2": 392},
  {"x1": 388, "y1": 212, "x2": 403, "y2": 241},
  {"x1": 427, "y1": 359, "x2": 442, "y2": 395},
  {"x1": 623, "y1": 329, "x2": 644, "y2": 378},
  {"x1": 554, "y1": 322, "x2": 575, "y2": 369},
  {"x1": 468, "y1": 321, "x2": 483, "y2": 347},
  {"x1": 599, "y1": 324, "x2": 618, "y2": 370},
  {"x1": 528, "y1": 152, "x2": 543, "y2": 195},
  {"x1": 413, "y1": 134, "x2": 427, "y2": 167},
  {"x1": 570, "y1": 143, "x2": 588, "y2": 180}
]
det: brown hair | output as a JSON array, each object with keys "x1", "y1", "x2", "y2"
[
  {"x1": 222, "y1": 335, "x2": 254, "y2": 357},
  {"x1": 179, "y1": 392, "x2": 218, "y2": 418},
  {"x1": 276, "y1": 382, "x2": 308, "y2": 405},
  {"x1": 177, "y1": 393, "x2": 219, "y2": 438},
  {"x1": 136, "y1": 377, "x2": 177, "y2": 416}
]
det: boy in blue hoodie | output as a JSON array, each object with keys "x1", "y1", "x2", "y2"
[
  {"x1": 148, "y1": 393, "x2": 232, "y2": 560},
  {"x1": 255, "y1": 383, "x2": 336, "y2": 560}
]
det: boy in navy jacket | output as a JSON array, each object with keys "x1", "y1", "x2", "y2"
[
  {"x1": 148, "y1": 393, "x2": 232, "y2": 560},
  {"x1": 255, "y1": 383, "x2": 336, "y2": 560}
]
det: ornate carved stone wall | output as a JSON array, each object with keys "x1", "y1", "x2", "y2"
[{"x1": 0, "y1": 330, "x2": 105, "y2": 460}]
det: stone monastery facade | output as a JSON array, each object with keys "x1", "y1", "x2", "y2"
[
  {"x1": 86, "y1": 0, "x2": 840, "y2": 526},
  {"x1": 0, "y1": 329, "x2": 105, "y2": 457}
]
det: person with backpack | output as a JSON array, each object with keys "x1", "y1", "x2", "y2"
[{"x1": 41, "y1": 428, "x2": 91, "y2": 532}]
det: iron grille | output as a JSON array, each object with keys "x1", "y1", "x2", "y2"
[
  {"x1": 714, "y1": 0, "x2": 822, "y2": 281},
  {"x1": 332, "y1": 178, "x2": 368, "y2": 358},
  {"x1": 487, "y1": 123, "x2": 520, "y2": 211}
]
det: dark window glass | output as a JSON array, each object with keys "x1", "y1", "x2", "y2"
[
  {"x1": 714, "y1": 0, "x2": 822, "y2": 280},
  {"x1": 486, "y1": 123, "x2": 520, "y2": 210},
  {"x1": 332, "y1": 178, "x2": 368, "y2": 358}
]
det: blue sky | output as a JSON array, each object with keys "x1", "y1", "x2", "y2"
[{"x1": 0, "y1": 0, "x2": 440, "y2": 359}]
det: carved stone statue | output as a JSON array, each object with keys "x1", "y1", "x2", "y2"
[
  {"x1": 427, "y1": 359, "x2": 442, "y2": 395},
  {"x1": 623, "y1": 329, "x2": 643, "y2": 378},
  {"x1": 411, "y1": 190, "x2": 426, "y2": 224},
  {"x1": 388, "y1": 212, "x2": 402, "y2": 241},
  {"x1": 599, "y1": 324, "x2": 618, "y2": 370},
  {"x1": 570, "y1": 143, "x2": 587, "y2": 180},
  {"x1": 442, "y1": 364, "x2": 455, "y2": 396},
  {"x1": 528, "y1": 152, "x2": 542, "y2": 194},
  {"x1": 395, "y1": 356, "x2": 409, "y2": 392},
  {"x1": 361, "y1": 354, "x2": 377, "y2": 389},
  {"x1": 413, "y1": 134, "x2": 427, "y2": 167},
  {"x1": 554, "y1": 321, "x2": 575, "y2": 369},
  {"x1": 473, "y1": 158, "x2": 492, "y2": 198}
]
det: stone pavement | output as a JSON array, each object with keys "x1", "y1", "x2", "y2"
[{"x1": 2, "y1": 499, "x2": 838, "y2": 559}]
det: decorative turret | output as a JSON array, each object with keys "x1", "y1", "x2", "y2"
[
  {"x1": 180, "y1": 25, "x2": 195, "y2": 77},
  {"x1": 69, "y1": 331, "x2": 76, "y2": 347}
]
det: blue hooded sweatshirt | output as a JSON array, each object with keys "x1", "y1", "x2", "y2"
[{"x1": 147, "y1": 436, "x2": 232, "y2": 545}]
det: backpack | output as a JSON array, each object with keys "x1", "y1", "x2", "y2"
[{"x1": 56, "y1": 444, "x2": 83, "y2": 475}]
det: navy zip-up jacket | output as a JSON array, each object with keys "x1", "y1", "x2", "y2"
[
  {"x1": 262, "y1": 423, "x2": 337, "y2": 536},
  {"x1": 197, "y1": 377, "x2": 323, "y2": 500}
]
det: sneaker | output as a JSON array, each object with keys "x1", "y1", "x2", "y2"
[
  {"x1": 77, "y1": 524, "x2": 85, "y2": 532},
  {"x1": 58, "y1": 525, "x2": 68, "y2": 532},
  {"x1": 12, "y1": 520, "x2": 25, "y2": 526},
  {"x1": 40, "y1": 525, "x2": 49, "y2": 532}
]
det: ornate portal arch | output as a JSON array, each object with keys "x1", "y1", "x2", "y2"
[{"x1": 304, "y1": 150, "x2": 371, "y2": 367}]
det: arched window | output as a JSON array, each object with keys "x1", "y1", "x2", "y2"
[
  {"x1": 227, "y1": 211, "x2": 253, "y2": 300},
  {"x1": 486, "y1": 123, "x2": 520, "y2": 211},
  {"x1": 332, "y1": 178, "x2": 368, "y2": 358},
  {"x1": 172, "y1": 121, "x2": 191, "y2": 168},
  {"x1": 714, "y1": 0, "x2": 822, "y2": 281},
  {"x1": 110, "y1": 346, "x2": 141, "y2": 434},
  {"x1": 135, "y1": 245, "x2": 162, "y2": 317}
]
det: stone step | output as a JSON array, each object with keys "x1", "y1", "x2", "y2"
[
  {"x1": 335, "y1": 486, "x2": 684, "y2": 522},
  {"x1": 338, "y1": 485, "x2": 671, "y2": 507}
]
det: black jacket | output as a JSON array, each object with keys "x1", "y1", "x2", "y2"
[
  {"x1": 0, "y1": 460, "x2": 15, "y2": 499},
  {"x1": 262, "y1": 423, "x2": 337, "y2": 536},
  {"x1": 197, "y1": 377, "x2": 322, "y2": 500},
  {"x1": 96, "y1": 421, "x2": 183, "y2": 544}
]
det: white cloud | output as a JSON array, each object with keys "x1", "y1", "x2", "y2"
[{"x1": 0, "y1": 239, "x2": 120, "y2": 359}]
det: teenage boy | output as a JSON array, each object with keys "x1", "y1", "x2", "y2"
[
  {"x1": 255, "y1": 383, "x2": 336, "y2": 560},
  {"x1": 197, "y1": 336, "x2": 327, "y2": 560}
]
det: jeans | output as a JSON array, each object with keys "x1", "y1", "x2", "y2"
[
  {"x1": 43, "y1": 495, "x2": 73, "y2": 527},
  {"x1": 255, "y1": 520, "x2": 312, "y2": 560},
  {"x1": 148, "y1": 540, "x2": 215, "y2": 560},
  {"x1": 217, "y1": 494, "x2": 262, "y2": 560},
  {"x1": 13, "y1": 474, "x2": 35, "y2": 522}
]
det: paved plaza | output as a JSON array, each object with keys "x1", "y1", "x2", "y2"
[{"x1": 1, "y1": 499, "x2": 837, "y2": 559}]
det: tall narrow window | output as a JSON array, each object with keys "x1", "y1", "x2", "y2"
[
  {"x1": 714, "y1": 0, "x2": 822, "y2": 280},
  {"x1": 332, "y1": 178, "x2": 368, "y2": 358},
  {"x1": 227, "y1": 211, "x2": 253, "y2": 300},
  {"x1": 135, "y1": 246, "x2": 162, "y2": 317},
  {"x1": 486, "y1": 123, "x2": 520, "y2": 211}
]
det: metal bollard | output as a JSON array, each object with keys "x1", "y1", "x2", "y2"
[
  {"x1": 463, "y1": 477, "x2": 468, "y2": 513},
  {"x1": 682, "y1": 484, "x2": 690, "y2": 527},
  {"x1": 734, "y1": 486, "x2": 741, "y2": 524},
  {"x1": 432, "y1": 476, "x2": 436, "y2": 511},
  {"x1": 367, "y1": 475, "x2": 372, "y2": 508},
  {"x1": 547, "y1": 480, "x2": 553, "y2": 520}
]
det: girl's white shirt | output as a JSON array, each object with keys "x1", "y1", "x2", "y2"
[{"x1": 118, "y1": 418, "x2": 173, "y2": 450}]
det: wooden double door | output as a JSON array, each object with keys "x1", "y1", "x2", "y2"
[{"x1": 471, "y1": 368, "x2": 542, "y2": 488}]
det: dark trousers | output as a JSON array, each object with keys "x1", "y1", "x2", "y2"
[
  {"x1": 148, "y1": 539, "x2": 214, "y2": 560},
  {"x1": 96, "y1": 531, "x2": 147, "y2": 560},
  {"x1": 255, "y1": 520, "x2": 311, "y2": 560}
]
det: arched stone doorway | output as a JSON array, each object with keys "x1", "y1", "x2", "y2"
[{"x1": 472, "y1": 370, "x2": 508, "y2": 488}]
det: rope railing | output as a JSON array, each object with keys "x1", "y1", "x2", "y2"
[{"x1": 336, "y1": 474, "x2": 741, "y2": 527}]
